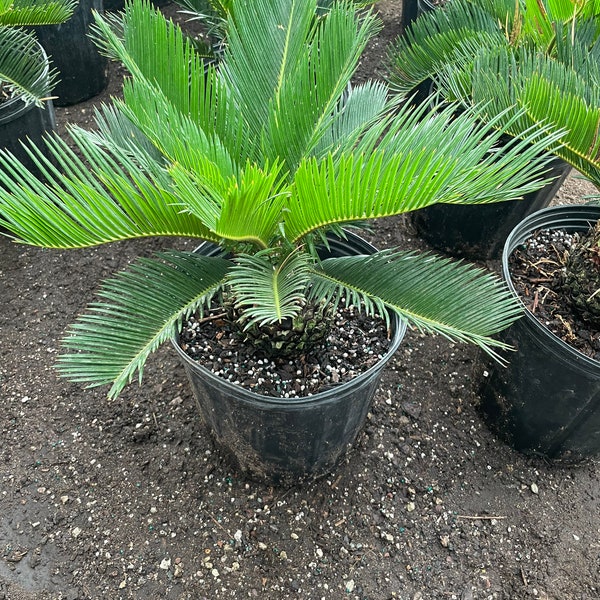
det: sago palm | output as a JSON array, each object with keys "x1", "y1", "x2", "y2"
[
  {"x1": 0, "y1": 0, "x2": 563, "y2": 399},
  {"x1": 387, "y1": 0, "x2": 600, "y2": 175},
  {"x1": 0, "y1": 0, "x2": 77, "y2": 106}
]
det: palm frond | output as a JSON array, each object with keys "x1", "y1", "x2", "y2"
[
  {"x1": 0, "y1": 131, "x2": 217, "y2": 248},
  {"x1": 441, "y1": 47, "x2": 600, "y2": 186},
  {"x1": 284, "y1": 102, "x2": 564, "y2": 242},
  {"x1": 221, "y1": 0, "x2": 316, "y2": 135},
  {"x1": 92, "y1": 6, "x2": 254, "y2": 169},
  {"x1": 0, "y1": 25, "x2": 54, "y2": 104},
  {"x1": 0, "y1": 0, "x2": 76, "y2": 26},
  {"x1": 227, "y1": 250, "x2": 312, "y2": 327},
  {"x1": 58, "y1": 251, "x2": 232, "y2": 399},
  {"x1": 116, "y1": 80, "x2": 245, "y2": 179},
  {"x1": 312, "y1": 81, "x2": 390, "y2": 158},
  {"x1": 386, "y1": 0, "x2": 507, "y2": 95},
  {"x1": 215, "y1": 161, "x2": 289, "y2": 248},
  {"x1": 259, "y1": 2, "x2": 380, "y2": 171},
  {"x1": 310, "y1": 251, "x2": 522, "y2": 358}
]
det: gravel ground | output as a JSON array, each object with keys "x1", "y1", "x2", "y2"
[{"x1": 0, "y1": 2, "x2": 599, "y2": 599}]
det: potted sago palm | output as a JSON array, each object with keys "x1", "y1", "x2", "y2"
[
  {"x1": 0, "y1": 0, "x2": 562, "y2": 482},
  {"x1": 468, "y1": 48, "x2": 600, "y2": 460},
  {"x1": 385, "y1": 0, "x2": 600, "y2": 259},
  {"x1": 0, "y1": 0, "x2": 77, "y2": 174}
]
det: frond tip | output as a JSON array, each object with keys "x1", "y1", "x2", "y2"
[{"x1": 57, "y1": 251, "x2": 231, "y2": 399}]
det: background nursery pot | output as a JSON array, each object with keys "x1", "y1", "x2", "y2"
[
  {"x1": 34, "y1": 0, "x2": 108, "y2": 106},
  {"x1": 479, "y1": 204, "x2": 600, "y2": 460},
  {"x1": 410, "y1": 157, "x2": 571, "y2": 260},
  {"x1": 0, "y1": 44, "x2": 56, "y2": 176},
  {"x1": 172, "y1": 232, "x2": 407, "y2": 484}
]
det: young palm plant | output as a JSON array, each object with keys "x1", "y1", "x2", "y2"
[
  {"x1": 0, "y1": 0, "x2": 77, "y2": 106},
  {"x1": 387, "y1": 0, "x2": 600, "y2": 166},
  {"x1": 0, "y1": 0, "x2": 562, "y2": 401}
]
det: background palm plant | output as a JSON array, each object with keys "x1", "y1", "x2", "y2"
[
  {"x1": 389, "y1": 0, "x2": 600, "y2": 326},
  {"x1": 387, "y1": 0, "x2": 600, "y2": 178},
  {"x1": 0, "y1": 0, "x2": 77, "y2": 106},
  {"x1": 172, "y1": 0, "x2": 374, "y2": 59},
  {"x1": 0, "y1": 0, "x2": 563, "y2": 399}
]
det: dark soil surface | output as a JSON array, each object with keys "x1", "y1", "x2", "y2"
[
  {"x1": 509, "y1": 228, "x2": 600, "y2": 362},
  {"x1": 180, "y1": 303, "x2": 392, "y2": 398},
  {"x1": 1, "y1": 2, "x2": 599, "y2": 599}
]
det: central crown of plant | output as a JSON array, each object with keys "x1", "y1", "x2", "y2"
[{"x1": 0, "y1": 0, "x2": 562, "y2": 398}]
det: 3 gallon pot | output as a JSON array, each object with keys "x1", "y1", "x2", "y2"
[
  {"x1": 411, "y1": 157, "x2": 571, "y2": 261},
  {"x1": 401, "y1": 0, "x2": 419, "y2": 30},
  {"x1": 172, "y1": 232, "x2": 407, "y2": 484},
  {"x1": 0, "y1": 44, "x2": 56, "y2": 178},
  {"x1": 479, "y1": 205, "x2": 600, "y2": 460},
  {"x1": 34, "y1": 0, "x2": 108, "y2": 106}
]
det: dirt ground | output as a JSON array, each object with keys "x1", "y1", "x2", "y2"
[{"x1": 1, "y1": 2, "x2": 599, "y2": 599}]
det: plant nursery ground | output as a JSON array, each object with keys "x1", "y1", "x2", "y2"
[{"x1": 0, "y1": 2, "x2": 599, "y2": 599}]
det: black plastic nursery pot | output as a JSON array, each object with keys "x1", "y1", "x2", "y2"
[
  {"x1": 172, "y1": 232, "x2": 407, "y2": 484},
  {"x1": 410, "y1": 157, "x2": 571, "y2": 261},
  {"x1": 479, "y1": 204, "x2": 600, "y2": 461},
  {"x1": 0, "y1": 46, "x2": 56, "y2": 177},
  {"x1": 34, "y1": 0, "x2": 108, "y2": 106},
  {"x1": 401, "y1": 0, "x2": 419, "y2": 30}
]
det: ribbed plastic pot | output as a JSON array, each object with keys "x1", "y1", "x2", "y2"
[
  {"x1": 479, "y1": 205, "x2": 600, "y2": 460},
  {"x1": 0, "y1": 44, "x2": 56, "y2": 177},
  {"x1": 34, "y1": 0, "x2": 108, "y2": 106},
  {"x1": 171, "y1": 232, "x2": 407, "y2": 484},
  {"x1": 411, "y1": 157, "x2": 571, "y2": 260}
]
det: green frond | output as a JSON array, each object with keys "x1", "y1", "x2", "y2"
[
  {"x1": 222, "y1": 0, "x2": 317, "y2": 133},
  {"x1": 386, "y1": 0, "x2": 508, "y2": 95},
  {"x1": 92, "y1": 103, "x2": 165, "y2": 166},
  {"x1": 0, "y1": 131, "x2": 216, "y2": 248},
  {"x1": 58, "y1": 251, "x2": 232, "y2": 399},
  {"x1": 441, "y1": 47, "x2": 600, "y2": 186},
  {"x1": 285, "y1": 102, "x2": 563, "y2": 242},
  {"x1": 215, "y1": 161, "x2": 289, "y2": 247},
  {"x1": 228, "y1": 250, "x2": 312, "y2": 328},
  {"x1": 0, "y1": 0, "x2": 76, "y2": 26},
  {"x1": 387, "y1": 0, "x2": 600, "y2": 97},
  {"x1": 0, "y1": 25, "x2": 53, "y2": 104},
  {"x1": 93, "y1": 4, "x2": 253, "y2": 167},
  {"x1": 312, "y1": 81, "x2": 391, "y2": 158},
  {"x1": 259, "y1": 2, "x2": 381, "y2": 171},
  {"x1": 310, "y1": 251, "x2": 522, "y2": 358}
]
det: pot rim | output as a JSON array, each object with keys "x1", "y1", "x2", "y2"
[
  {"x1": 171, "y1": 314, "x2": 406, "y2": 408},
  {"x1": 502, "y1": 203, "x2": 600, "y2": 371}
]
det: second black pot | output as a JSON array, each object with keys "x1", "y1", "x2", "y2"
[
  {"x1": 172, "y1": 232, "x2": 407, "y2": 484},
  {"x1": 0, "y1": 44, "x2": 56, "y2": 180},
  {"x1": 34, "y1": 0, "x2": 108, "y2": 106},
  {"x1": 410, "y1": 157, "x2": 571, "y2": 261},
  {"x1": 479, "y1": 204, "x2": 600, "y2": 461}
]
